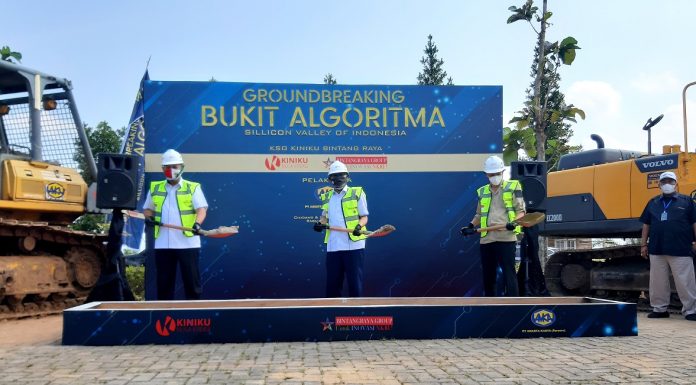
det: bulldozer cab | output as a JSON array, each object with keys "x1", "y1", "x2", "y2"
[{"x1": 0, "y1": 60, "x2": 97, "y2": 223}]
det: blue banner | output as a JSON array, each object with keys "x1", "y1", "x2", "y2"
[
  {"x1": 121, "y1": 71, "x2": 148, "y2": 249},
  {"x1": 142, "y1": 81, "x2": 502, "y2": 299}
]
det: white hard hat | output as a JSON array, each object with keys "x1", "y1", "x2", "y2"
[
  {"x1": 328, "y1": 160, "x2": 348, "y2": 176},
  {"x1": 483, "y1": 155, "x2": 505, "y2": 173},
  {"x1": 162, "y1": 149, "x2": 184, "y2": 166},
  {"x1": 659, "y1": 171, "x2": 677, "y2": 182}
]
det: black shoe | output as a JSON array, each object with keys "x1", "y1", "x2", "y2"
[
  {"x1": 686, "y1": 314, "x2": 696, "y2": 321},
  {"x1": 647, "y1": 311, "x2": 670, "y2": 318}
]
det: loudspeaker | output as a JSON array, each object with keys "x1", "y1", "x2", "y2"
[
  {"x1": 510, "y1": 161, "x2": 547, "y2": 212},
  {"x1": 96, "y1": 153, "x2": 139, "y2": 209}
]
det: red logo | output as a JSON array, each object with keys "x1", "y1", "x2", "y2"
[
  {"x1": 264, "y1": 155, "x2": 309, "y2": 171},
  {"x1": 265, "y1": 155, "x2": 281, "y2": 170},
  {"x1": 335, "y1": 316, "x2": 393, "y2": 326},
  {"x1": 154, "y1": 315, "x2": 212, "y2": 337},
  {"x1": 155, "y1": 316, "x2": 177, "y2": 336},
  {"x1": 336, "y1": 156, "x2": 387, "y2": 165}
]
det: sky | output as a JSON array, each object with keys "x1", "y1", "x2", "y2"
[{"x1": 4, "y1": 0, "x2": 696, "y2": 154}]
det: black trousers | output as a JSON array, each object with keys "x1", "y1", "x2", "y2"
[
  {"x1": 154, "y1": 248, "x2": 202, "y2": 300},
  {"x1": 326, "y1": 249, "x2": 365, "y2": 297},
  {"x1": 480, "y1": 241, "x2": 519, "y2": 297},
  {"x1": 517, "y1": 225, "x2": 550, "y2": 296}
]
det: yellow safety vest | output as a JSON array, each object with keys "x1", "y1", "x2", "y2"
[
  {"x1": 320, "y1": 187, "x2": 368, "y2": 242},
  {"x1": 477, "y1": 180, "x2": 522, "y2": 237},
  {"x1": 150, "y1": 180, "x2": 200, "y2": 238}
]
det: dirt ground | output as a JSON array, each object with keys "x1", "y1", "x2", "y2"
[{"x1": 0, "y1": 315, "x2": 62, "y2": 346}]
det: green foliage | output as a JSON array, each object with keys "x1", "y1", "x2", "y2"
[
  {"x1": 417, "y1": 35, "x2": 453, "y2": 85},
  {"x1": 0, "y1": 46, "x2": 22, "y2": 63},
  {"x1": 503, "y1": 126, "x2": 537, "y2": 163},
  {"x1": 74, "y1": 121, "x2": 126, "y2": 185},
  {"x1": 125, "y1": 265, "x2": 145, "y2": 301},
  {"x1": 70, "y1": 213, "x2": 108, "y2": 233},
  {"x1": 71, "y1": 121, "x2": 125, "y2": 233},
  {"x1": 323, "y1": 73, "x2": 337, "y2": 85},
  {"x1": 505, "y1": 0, "x2": 583, "y2": 165},
  {"x1": 507, "y1": 0, "x2": 537, "y2": 24}
]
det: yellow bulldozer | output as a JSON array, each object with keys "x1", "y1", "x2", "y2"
[
  {"x1": 535, "y1": 81, "x2": 696, "y2": 305},
  {"x1": 0, "y1": 60, "x2": 106, "y2": 319}
]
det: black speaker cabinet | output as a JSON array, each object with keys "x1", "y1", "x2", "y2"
[
  {"x1": 96, "y1": 153, "x2": 139, "y2": 209},
  {"x1": 510, "y1": 161, "x2": 547, "y2": 212}
]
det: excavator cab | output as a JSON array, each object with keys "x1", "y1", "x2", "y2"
[{"x1": 0, "y1": 60, "x2": 106, "y2": 318}]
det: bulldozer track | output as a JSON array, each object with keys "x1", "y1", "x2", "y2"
[{"x1": 0, "y1": 218, "x2": 107, "y2": 320}]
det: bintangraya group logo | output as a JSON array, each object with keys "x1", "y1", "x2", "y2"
[
  {"x1": 155, "y1": 315, "x2": 212, "y2": 337},
  {"x1": 320, "y1": 316, "x2": 393, "y2": 332},
  {"x1": 323, "y1": 156, "x2": 388, "y2": 170},
  {"x1": 530, "y1": 309, "x2": 556, "y2": 328},
  {"x1": 264, "y1": 155, "x2": 310, "y2": 171}
]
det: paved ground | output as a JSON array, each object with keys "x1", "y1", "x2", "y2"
[{"x1": 0, "y1": 314, "x2": 695, "y2": 384}]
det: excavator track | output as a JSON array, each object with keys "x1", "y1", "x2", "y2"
[
  {"x1": 0, "y1": 217, "x2": 107, "y2": 320},
  {"x1": 545, "y1": 244, "x2": 687, "y2": 311}
]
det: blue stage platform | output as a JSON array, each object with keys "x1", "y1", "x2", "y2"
[{"x1": 62, "y1": 297, "x2": 637, "y2": 345}]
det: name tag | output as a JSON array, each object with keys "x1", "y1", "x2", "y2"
[{"x1": 661, "y1": 211, "x2": 668, "y2": 221}]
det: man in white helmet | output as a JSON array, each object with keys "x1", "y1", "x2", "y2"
[
  {"x1": 143, "y1": 149, "x2": 209, "y2": 300},
  {"x1": 461, "y1": 155, "x2": 525, "y2": 297},
  {"x1": 313, "y1": 160, "x2": 369, "y2": 297},
  {"x1": 639, "y1": 171, "x2": 696, "y2": 321}
]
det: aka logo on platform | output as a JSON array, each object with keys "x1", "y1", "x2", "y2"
[
  {"x1": 155, "y1": 315, "x2": 212, "y2": 337},
  {"x1": 530, "y1": 309, "x2": 556, "y2": 327}
]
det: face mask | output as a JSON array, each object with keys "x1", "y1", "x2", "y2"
[
  {"x1": 329, "y1": 174, "x2": 348, "y2": 191},
  {"x1": 164, "y1": 166, "x2": 184, "y2": 181},
  {"x1": 488, "y1": 175, "x2": 503, "y2": 186},
  {"x1": 660, "y1": 183, "x2": 676, "y2": 194}
]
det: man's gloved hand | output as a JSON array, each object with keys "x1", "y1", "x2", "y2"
[
  {"x1": 352, "y1": 224, "x2": 363, "y2": 236},
  {"x1": 505, "y1": 222, "x2": 516, "y2": 231},
  {"x1": 144, "y1": 216, "x2": 160, "y2": 227},
  {"x1": 313, "y1": 222, "x2": 327, "y2": 232},
  {"x1": 192, "y1": 222, "x2": 202, "y2": 235},
  {"x1": 460, "y1": 223, "x2": 477, "y2": 237}
]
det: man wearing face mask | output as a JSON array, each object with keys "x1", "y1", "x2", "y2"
[
  {"x1": 639, "y1": 171, "x2": 696, "y2": 321},
  {"x1": 313, "y1": 160, "x2": 369, "y2": 297},
  {"x1": 461, "y1": 155, "x2": 525, "y2": 297},
  {"x1": 143, "y1": 149, "x2": 209, "y2": 300}
]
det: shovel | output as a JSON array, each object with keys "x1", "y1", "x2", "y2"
[
  {"x1": 125, "y1": 210, "x2": 239, "y2": 239},
  {"x1": 327, "y1": 224, "x2": 396, "y2": 238},
  {"x1": 477, "y1": 212, "x2": 545, "y2": 233}
]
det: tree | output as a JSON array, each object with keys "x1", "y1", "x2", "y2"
[
  {"x1": 323, "y1": 73, "x2": 337, "y2": 85},
  {"x1": 506, "y1": 0, "x2": 583, "y2": 165},
  {"x1": 71, "y1": 121, "x2": 125, "y2": 233},
  {"x1": 417, "y1": 35, "x2": 453, "y2": 85},
  {"x1": 0, "y1": 46, "x2": 22, "y2": 63},
  {"x1": 74, "y1": 121, "x2": 125, "y2": 185}
]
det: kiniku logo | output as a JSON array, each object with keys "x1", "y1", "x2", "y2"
[
  {"x1": 531, "y1": 309, "x2": 556, "y2": 327},
  {"x1": 264, "y1": 155, "x2": 309, "y2": 171},
  {"x1": 154, "y1": 315, "x2": 211, "y2": 337},
  {"x1": 155, "y1": 316, "x2": 177, "y2": 336},
  {"x1": 45, "y1": 182, "x2": 65, "y2": 200}
]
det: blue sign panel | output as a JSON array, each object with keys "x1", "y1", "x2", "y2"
[{"x1": 141, "y1": 81, "x2": 502, "y2": 299}]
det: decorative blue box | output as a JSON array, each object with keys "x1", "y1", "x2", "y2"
[{"x1": 62, "y1": 297, "x2": 637, "y2": 345}]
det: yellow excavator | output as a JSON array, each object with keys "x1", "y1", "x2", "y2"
[
  {"x1": 539, "y1": 81, "x2": 696, "y2": 304},
  {"x1": 0, "y1": 60, "x2": 106, "y2": 319}
]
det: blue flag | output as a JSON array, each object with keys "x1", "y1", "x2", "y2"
[{"x1": 121, "y1": 71, "x2": 148, "y2": 249}]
